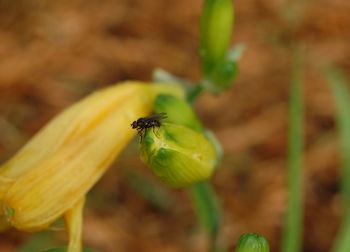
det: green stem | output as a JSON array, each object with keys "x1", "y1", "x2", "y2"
[
  {"x1": 187, "y1": 81, "x2": 222, "y2": 252},
  {"x1": 281, "y1": 46, "x2": 304, "y2": 252},
  {"x1": 326, "y1": 67, "x2": 350, "y2": 252},
  {"x1": 332, "y1": 213, "x2": 350, "y2": 252},
  {"x1": 190, "y1": 181, "x2": 221, "y2": 252}
]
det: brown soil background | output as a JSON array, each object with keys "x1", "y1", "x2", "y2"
[{"x1": 0, "y1": 0, "x2": 350, "y2": 251}]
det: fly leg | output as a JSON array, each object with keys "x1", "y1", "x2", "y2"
[
  {"x1": 152, "y1": 126, "x2": 161, "y2": 138},
  {"x1": 137, "y1": 129, "x2": 144, "y2": 142}
]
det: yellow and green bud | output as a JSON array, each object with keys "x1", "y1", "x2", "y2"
[
  {"x1": 155, "y1": 94, "x2": 222, "y2": 161},
  {"x1": 140, "y1": 123, "x2": 216, "y2": 188},
  {"x1": 235, "y1": 233, "x2": 270, "y2": 252},
  {"x1": 0, "y1": 81, "x2": 184, "y2": 251}
]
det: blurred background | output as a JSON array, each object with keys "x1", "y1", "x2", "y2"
[{"x1": 0, "y1": 0, "x2": 349, "y2": 251}]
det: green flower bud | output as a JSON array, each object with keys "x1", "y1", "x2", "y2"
[
  {"x1": 154, "y1": 95, "x2": 203, "y2": 132},
  {"x1": 140, "y1": 123, "x2": 216, "y2": 188},
  {"x1": 235, "y1": 233, "x2": 270, "y2": 252},
  {"x1": 200, "y1": 0, "x2": 234, "y2": 65}
]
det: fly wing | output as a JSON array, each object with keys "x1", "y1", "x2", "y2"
[{"x1": 148, "y1": 112, "x2": 167, "y2": 121}]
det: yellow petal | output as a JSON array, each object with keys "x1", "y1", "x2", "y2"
[
  {"x1": 0, "y1": 81, "x2": 183, "y2": 231},
  {"x1": 65, "y1": 197, "x2": 85, "y2": 252},
  {"x1": 0, "y1": 81, "x2": 182, "y2": 182}
]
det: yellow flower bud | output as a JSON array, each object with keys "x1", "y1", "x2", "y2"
[
  {"x1": 0, "y1": 81, "x2": 184, "y2": 250},
  {"x1": 140, "y1": 123, "x2": 216, "y2": 188}
]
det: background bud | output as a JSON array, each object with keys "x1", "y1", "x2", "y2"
[
  {"x1": 200, "y1": 0, "x2": 234, "y2": 64},
  {"x1": 235, "y1": 233, "x2": 270, "y2": 252},
  {"x1": 140, "y1": 123, "x2": 216, "y2": 188},
  {"x1": 199, "y1": 0, "x2": 238, "y2": 94}
]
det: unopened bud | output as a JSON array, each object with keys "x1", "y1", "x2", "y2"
[
  {"x1": 235, "y1": 233, "x2": 270, "y2": 252},
  {"x1": 200, "y1": 0, "x2": 234, "y2": 66},
  {"x1": 140, "y1": 123, "x2": 216, "y2": 188}
]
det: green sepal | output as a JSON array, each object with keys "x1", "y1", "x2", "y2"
[
  {"x1": 154, "y1": 94, "x2": 203, "y2": 132},
  {"x1": 203, "y1": 59, "x2": 239, "y2": 93}
]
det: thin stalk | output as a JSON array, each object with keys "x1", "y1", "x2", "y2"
[
  {"x1": 190, "y1": 181, "x2": 221, "y2": 252},
  {"x1": 187, "y1": 82, "x2": 222, "y2": 252},
  {"x1": 332, "y1": 214, "x2": 350, "y2": 252},
  {"x1": 326, "y1": 67, "x2": 350, "y2": 252},
  {"x1": 281, "y1": 46, "x2": 304, "y2": 252}
]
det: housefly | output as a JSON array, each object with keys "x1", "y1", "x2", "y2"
[{"x1": 131, "y1": 112, "x2": 167, "y2": 140}]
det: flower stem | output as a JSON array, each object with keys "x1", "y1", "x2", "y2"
[
  {"x1": 281, "y1": 45, "x2": 304, "y2": 252},
  {"x1": 326, "y1": 67, "x2": 350, "y2": 252}
]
